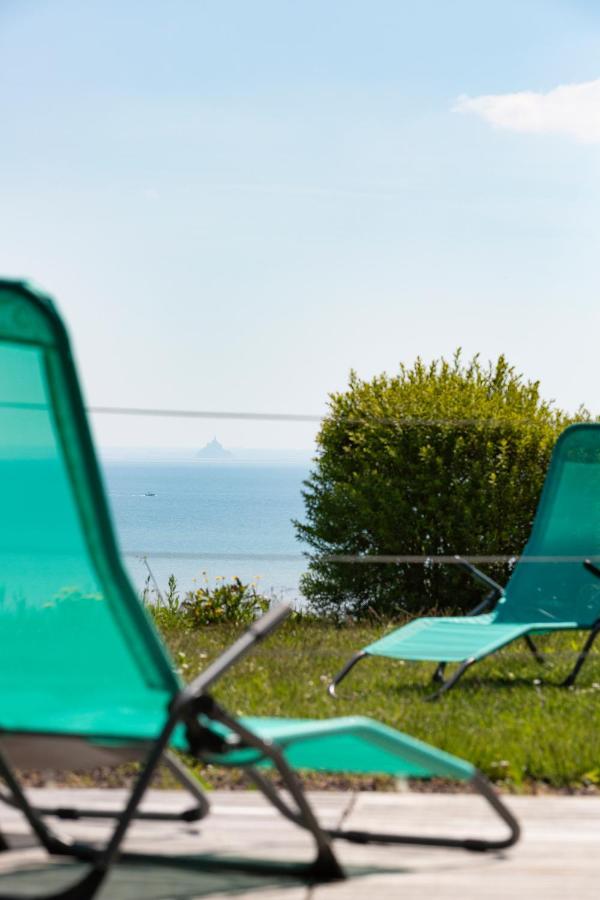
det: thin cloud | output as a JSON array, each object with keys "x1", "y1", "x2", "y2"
[{"x1": 454, "y1": 78, "x2": 600, "y2": 144}]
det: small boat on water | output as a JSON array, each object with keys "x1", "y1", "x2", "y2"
[{"x1": 144, "y1": 492, "x2": 156, "y2": 497}]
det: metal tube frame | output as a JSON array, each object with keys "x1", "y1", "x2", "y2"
[
  {"x1": 0, "y1": 751, "x2": 209, "y2": 826},
  {"x1": 560, "y1": 561, "x2": 600, "y2": 686},
  {"x1": 327, "y1": 651, "x2": 368, "y2": 697},
  {"x1": 426, "y1": 658, "x2": 477, "y2": 701},
  {"x1": 246, "y1": 766, "x2": 518, "y2": 853},
  {"x1": 561, "y1": 618, "x2": 600, "y2": 687},
  {"x1": 428, "y1": 634, "x2": 545, "y2": 700}
]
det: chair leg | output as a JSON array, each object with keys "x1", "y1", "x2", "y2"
[
  {"x1": 211, "y1": 708, "x2": 345, "y2": 881},
  {"x1": 162, "y1": 751, "x2": 211, "y2": 820},
  {"x1": 0, "y1": 748, "x2": 81, "y2": 860},
  {"x1": 325, "y1": 770, "x2": 519, "y2": 852},
  {"x1": 245, "y1": 767, "x2": 309, "y2": 829},
  {"x1": 523, "y1": 635, "x2": 545, "y2": 665},
  {"x1": 328, "y1": 651, "x2": 367, "y2": 698},
  {"x1": 0, "y1": 750, "x2": 106, "y2": 899},
  {"x1": 426, "y1": 658, "x2": 476, "y2": 701},
  {"x1": 249, "y1": 764, "x2": 519, "y2": 853},
  {"x1": 561, "y1": 622, "x2": 600, "y2": 687},
  {"x1": 432, "y1": 662, "x2": 447, "y2": 684},
  {"x1": 256, "y1": 754, "x2": 343, "y2": 879},
  {"x1": 0, "y1": 719, "x2": 176, "y2": 899},
  {"x1": 0, "y1": 752, "x2": 210, "y2": 826}
]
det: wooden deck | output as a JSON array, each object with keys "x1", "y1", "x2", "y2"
[{"x1": 0, "y1": 788, "x2": 596, "y2": 898}]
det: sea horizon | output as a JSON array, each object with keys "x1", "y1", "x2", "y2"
[{"x1": 99, "y1": 445, "x2": 315, "y2": 463}]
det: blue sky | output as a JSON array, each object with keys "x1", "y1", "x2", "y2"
[{"x1": 1, "y1": 0, "x2": 599, "y2": 450}]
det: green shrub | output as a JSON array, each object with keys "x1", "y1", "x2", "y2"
[
  {"x1": 144, "y1": 574, "x2": 271, "y2": 628},
  {"x1": 181, "y1": 576, "x2": 270, "y2": 627},
  {"x1": 295, "y1": 352, "x2": 587, "y2": 619}
]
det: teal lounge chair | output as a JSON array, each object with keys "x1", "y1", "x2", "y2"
[
  {"x1": 0, "y1": 281, "x2": 519, "y2": 898},
  {"x1": 329, "y1": 423, "x2": 600, "y2": 701}
]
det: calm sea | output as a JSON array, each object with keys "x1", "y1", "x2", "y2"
[{"x1": 101, "y1": 461, "x2": 311, "y2": 603}]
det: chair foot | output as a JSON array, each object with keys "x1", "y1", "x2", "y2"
[
  {"x1": 328, "y1": 652, "x2": 367, "y2": 697},
  {"x1": 432, "y1": 662, "x2": 447, "y2": 684},
  {"x1": 309, "y1": 848, "x2": 345, "y2": 881}
]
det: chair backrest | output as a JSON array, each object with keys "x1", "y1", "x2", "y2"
[
  {"x1": 496, "y1": 424, "x2": 600, "y2": 626},
  {"x1": 0, "y1": 281, "x2": 180, "y2": 737}
]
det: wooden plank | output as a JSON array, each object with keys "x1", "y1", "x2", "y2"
[{"x1": 0, "y1": 789, "x2": 597, "y2": 898}]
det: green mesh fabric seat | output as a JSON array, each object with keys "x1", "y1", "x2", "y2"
[
  {"x1": 330, "y1": 424, "x2": 600, "y2": 700},
  {"x1": 0, "y1": 281, "x2": 519, "y2": 898}
]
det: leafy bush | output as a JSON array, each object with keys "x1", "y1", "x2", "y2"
[
  {"x1": 144, "y1": 574, "x2": 270, "y2": 629},
  {"x1": 296, "y1": 352, "x2": 587, "y2": 619},
  {"x1": 181, "y1": 576, "x2": 270, "y2": 626}
]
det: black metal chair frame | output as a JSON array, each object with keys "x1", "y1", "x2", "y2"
[
  {"x1": 0, "y1": 606, "x2": 520, "y2": 899},
  {"x1": 329, "y1": 559, "x2": 600, "y2": 701},
  {"x1": 0, "y1": 750, "x2": 210, "y2": 826}
]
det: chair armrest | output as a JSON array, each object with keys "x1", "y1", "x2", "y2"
[
  {"x1": 453, "y1": 556, "x2": 505, "y2": 615},
  {"x1": 468, "y1": 589, "x2": 500, "y2": 616},
  {"x1": 584, "y1": 559, "x2": 600, "y2": 580}
]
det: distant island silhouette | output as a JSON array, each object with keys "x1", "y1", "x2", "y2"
[{"x1": 196, "y1": 437, "x2": 232, "y2": 459}]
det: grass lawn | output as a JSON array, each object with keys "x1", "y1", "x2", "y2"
[{"x1": 161, "y1": 618, "x2": 600, "y2": 792}]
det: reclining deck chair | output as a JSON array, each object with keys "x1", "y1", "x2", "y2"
[
  {"x1": 330, "y1": 423, "x2": 600, "y2": 701},
  {"x1": 0, "y1": 280, "x2": 519, "y2": 899}
]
